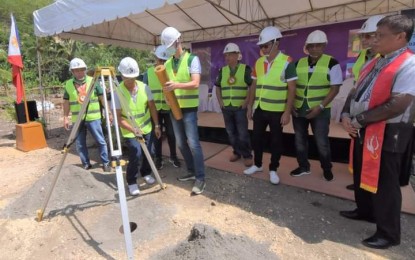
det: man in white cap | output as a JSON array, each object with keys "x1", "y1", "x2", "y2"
[
  {"x1": 160, "y1": 27, "x2": 206, "y2": 195},
  {"x1": 290, "y1": 30, "x2": 343, "y2": 182},
  {"x1": 113, "y1": 57, "x2": 161, "y2": 196},
  {"x1": 215, "y1": 42, "x2": 253, "y2": 167},
  {"x1": 245, "y1": 26, "x2": 297, "y2": 185},
  {"x1": 63, "y1": 58, "x2": 111, "y2": 172},
  {"x1": 143, "y1": 45, "x2": 181, "y2": 170}
]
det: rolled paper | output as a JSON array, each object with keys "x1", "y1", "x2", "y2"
[{"x1": 154, "y1": 65, "x2": 183, "y2": 120}]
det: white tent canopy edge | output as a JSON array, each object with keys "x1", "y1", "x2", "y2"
[{"x1": 33, "y1": 0, "x2": 413, "y2": 49}]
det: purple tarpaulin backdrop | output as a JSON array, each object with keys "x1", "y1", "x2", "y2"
[{"x1": 192, "y1": 19, "x2": 365, "y2": 87}]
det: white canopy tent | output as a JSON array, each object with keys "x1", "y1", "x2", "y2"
[{"x1": 33, "y1": 0, "x2": 414, "y2": 49}]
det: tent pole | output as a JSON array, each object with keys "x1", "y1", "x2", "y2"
[{"x1": 36, "y1": 37, "x2": 46, "y2": 128}]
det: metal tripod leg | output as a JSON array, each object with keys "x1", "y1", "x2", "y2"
[
  {"x1": 97, "y1": 68, "x2": 134, "y2": 260},
  {"x1": 36, "y1": 74, "x2": 100, "y2": 222},
  {"x1": 112, "y1": 77, "x2": 166, "y2": 190},
  {"x1": 36, "y1": 67, "x2": 136, "y2": 259}
]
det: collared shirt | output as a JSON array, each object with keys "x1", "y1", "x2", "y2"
[
  {"x1": 251, "y1": 52, "x2": 297, "y2": 82},
  {"x1": 351, "y1": 47, "x2": 415, "y2": 123},
  {"x1": 63, "y1": 79, "x2": 103, "y2": 100},
  {"x1": 215, "y1": 64, "x2": 253, "y2": 87}
]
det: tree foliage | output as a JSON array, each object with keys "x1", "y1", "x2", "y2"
[{"x1": 0, "y1": 0, "x2": 153, "y2": 91}]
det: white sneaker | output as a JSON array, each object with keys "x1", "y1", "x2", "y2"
[
  {"x1": 243, "y1": 165, "x2": 263, "y2": 175},
  {"x1": 128, "y1": 184, "x2": 140, "y2": 196},
  {"x1": 144, "y1": 175, "x2": 155, "y2": 185},
  {"x1": 270, "y1": 171, "x2": 280, "y2": 185}
]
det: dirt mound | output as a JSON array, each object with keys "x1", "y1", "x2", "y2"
[
  {"x1": 0, "y1": 164, "x2": 116, "y2": 220},
  {"x1": 153, "y1": 223, "x2": 279, "y2": 260}
]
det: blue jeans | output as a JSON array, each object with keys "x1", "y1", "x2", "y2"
[
  {"x1": 75, "y1": 119, "x2": 109, "y2": 167},
  {"x1": 170, "y1": 110, "x2": 205, "y2": 181},
  {"x1": 124, "y1": 133, "x2": 153, "y2": 185},
  {"x1": 252, "y1": 108, "x2": 283, "y2": 171},
  {"x1": 222, "y1": 107, "x2": 252, "y2": 158},
  {"x1": 292, "y1": 115, "x2": 332, "y2": 171}
]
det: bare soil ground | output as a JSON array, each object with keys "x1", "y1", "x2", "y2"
[{"x1": 0, "y1": 105, "x2": 415, "y2": 260}]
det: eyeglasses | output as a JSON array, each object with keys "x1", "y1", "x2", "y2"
[{"x1": 359, "y1": 33, "x2": 376, "y2": 40}]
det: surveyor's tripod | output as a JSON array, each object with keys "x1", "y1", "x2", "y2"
[{"x1": 36, "y1": 67, "x2": 166, "y2": 260}]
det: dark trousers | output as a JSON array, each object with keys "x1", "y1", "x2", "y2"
[
  {"x1": 292, "y1": 116, "x2": 332, "y2": 171},
  {"x1": 252, "y1": 108, "x2": 283, "y2": 171},
  {"x1": 222, "y1": 107, "x2": 252, "y2": 158},
  {"x1": 353, "y1": 130, "x2": 402, "y2": 243},
  {"x1": 153, "y1": 111, "x2": 177, "y2": 159}
]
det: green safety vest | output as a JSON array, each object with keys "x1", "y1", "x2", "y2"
[
  {"x1": 119, "y1": 80, "x2": 152, "y2": 137},
  {"x1": 295, "y1": 54, "x2": 331, "y2": 109},
  {"x1": 352, "y1": 49, "x2": 368, "y2": 82},
  {"x1": 147, "y1": 67, "x2": 170, "y2": 111},
  {"x1": 165, "y1": 52, "x2": 199, "y2": 108},
  {"x1": 254, "y1": 54, "x2": 289, "y2": 112},
  {"x1": 220, "y1": 64, "x2": 248, "y2": 107},
  {"x1": 65, "y1": 76, "x2": 101, "y2": 123}
]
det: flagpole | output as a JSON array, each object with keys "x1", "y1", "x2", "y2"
[
  {"x1": 36, "y1": 37, "x2": 46, "y2": 126},
  {"x1": 19, "y1": 68, "x2": 30, "y2": 123}
]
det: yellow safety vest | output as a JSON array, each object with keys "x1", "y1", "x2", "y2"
[
  {"x1": 352, "y1": 49, "x2": 368, "y2": 82},
  {"x1": 65, "y1": 76, "x2": 101, "y2": 123},
  {"x1": 254, "y1": 54, "x2": 289, "y2": 112},
  {"x1": 220, "y1": 64, "x2": 248, "y2": 107},
  {"x1": 147, "y1": 67, "x2": 170, "y2": 111},
  {"x1": 295, "y1": 54, "x2": 331, "y2": 109},
  {"x1": 165, "y1": 52, "x2": 199, "y2": 108},
  {"x1": 119, "y1": 80, "x2": 152, "y2": 137}
]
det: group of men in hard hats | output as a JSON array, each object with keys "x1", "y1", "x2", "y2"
[{"x1": 63, "y1": 14, "x2": 415, "y2": 249}]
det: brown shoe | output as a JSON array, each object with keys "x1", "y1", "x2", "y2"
[
  {"x1": 229, "y1": 154, "x2": 241, "y2": 162},
  {"x1": 244, "y1": 158, "x2": 253, "y2": 167}
]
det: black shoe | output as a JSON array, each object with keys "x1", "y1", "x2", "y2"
[
  {"x1": 362, "y1": 235, "x2": 400, "y2": 249},
  {"x1": 103, "y1": 164, "x2": 112, "y2": 173},
  {"x1": 83, "y1": 164, "x2": 92, "y2": 170},
  {"x1": 323, "y1": 170, "x2": 334, "y2": 181},
  {"x1": 169, "y1": 157, "x2": 181, "y2": 168},
  {"x1": 155, "y1": 157, "x2": 163, "y2": 170},
  {"x1": 339, "y1": 209, "x2": 375, "y2": 223},
  {"x1": 290, "y1": 167, "x2": 311, "y2": 177},
  {"x1": 346, "y1": 184, "x2": 354, "y2": 190},
  {"x1": 177, "y1": 173, "x2": 196, "y2": 182}
]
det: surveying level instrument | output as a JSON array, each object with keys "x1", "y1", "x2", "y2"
[{"x1": 36, "y1": 67, "x2": 166, "y2": 260}]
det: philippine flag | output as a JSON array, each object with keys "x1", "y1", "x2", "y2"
[{"x1": 8, "y1": 14, "x2": 24, "y2": 104}]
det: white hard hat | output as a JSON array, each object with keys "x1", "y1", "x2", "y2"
[
  {"x1": 257, "y1": 26, "x2": 283, "y2": 45},
  {"x1": 358, "y1": 15, "x2": 385, "y2": 34},
  {"x1": 305, "y1": 30, "x2": 328, "y2": 44},
  {"x1": 118, "y1": 57, "x2": 139, "y2": 78},
  {"x1": 154, "y1": 45, "x2": 169, "y2": 60},
  {"x1": 69, "y1": 58, "x2": 87, "y2": 70},
  {"x1": 223, "y1": 43, "x2": 240, "y2": 53},
  {"x1": 161, "y1": 27, "x2": 181, "y2": 48}
]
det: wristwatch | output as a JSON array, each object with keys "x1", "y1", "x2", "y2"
[
  {"x1": 155, "y1": 124, "x2": 161, "y2": 128},
  {"x1": 319, "y1": 104, "x2": 325, "y2": 111}
]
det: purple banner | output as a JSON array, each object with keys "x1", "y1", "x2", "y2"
[{"x1": 192, "y1": 19, "x2": 365, "y2": 87}]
